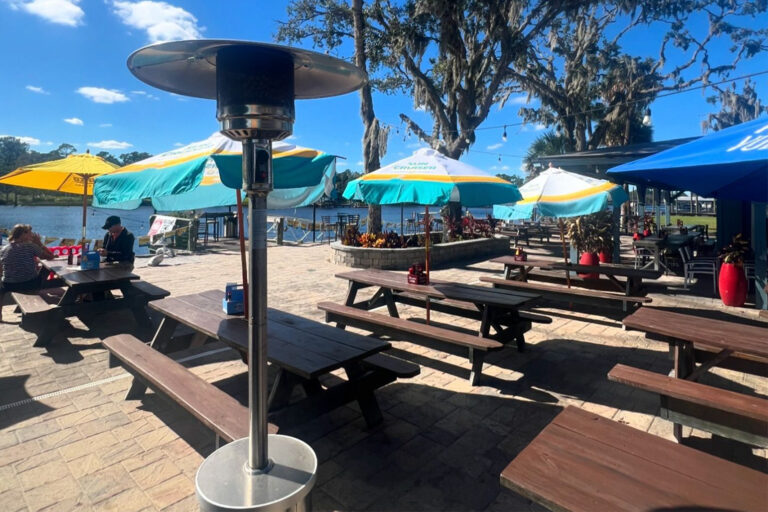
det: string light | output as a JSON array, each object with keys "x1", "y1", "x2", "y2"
[
  {"x1": 642, "y1": 108, "x2": 652, "y2": 126},
  {"x1": 498, "y1": 154, "x2": 501, "y2": 162},
  {"x1": 502, "y1": 125, "x2": 507, "y2": 142}
]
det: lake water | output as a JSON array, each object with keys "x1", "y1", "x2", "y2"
[{"x1": 0, "y1": 204, "x2": 496, "y2": 253}]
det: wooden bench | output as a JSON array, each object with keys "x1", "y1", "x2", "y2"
[
  {"x1": 11, "y1": 288, "x2": 66, "y2": 346},
  {"x1": 391, "y1": 291, "x2": 552, "y2": 326},
  {"x1": 319, "y1": 301, "x2": 503, "y2": 385},
  {"x1": 480, "y1": 276, "x2": 651, "y2": 313},
  {"x1": 103, "y1": 333, "x2": 278, "y2": 446},
  {"x1": 130, "y1": 280, "x2": 171, "y2": 300},
  {"x1": 500, "y1": 406, "x2": 768, "y2": 512},
  {"x1": 608, "y1": 363, "x2": 768, "y2": 447}
]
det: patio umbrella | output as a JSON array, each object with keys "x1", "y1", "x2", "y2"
[
  {"x1": 343, "y1": 147, "x2": 522, "y2": 321},
  {"x1": 92, "y1": 131, "x2": 336, "y2": 210},
  {"x1": 606, "y1": 117, "x2": 768, "y2": 202},
  {"x1": 0, "y1": 151, "x2": 119, "y2": 244},
  {"x1": 493, "y1": 167, "x2": 628, "y2": 286}
]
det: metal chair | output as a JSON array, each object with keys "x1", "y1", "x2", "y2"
[
  {"x1": 320, "y1": 216, "x2": 336, "y2": 242},
  {"x1": 679, "y1": 246, "x2": 718, "y2": 294},
  {"x1": 633, "y1": 246, "x2": 653, "y2": 269}
]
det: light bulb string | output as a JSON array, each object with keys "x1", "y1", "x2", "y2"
[{"x1": 378, "y1": 68, "x2": 768, "y2": 138}]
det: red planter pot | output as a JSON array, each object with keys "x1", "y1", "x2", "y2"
[
  {"x1": 578, "y1": 252, "x2": 600, "y2": 279},
  {"x1": 718, "y1": 262, "x2": 747, "y2": 307},
  {"x1": 598, "y1": 251, "x2": 612, "y2": 263}
]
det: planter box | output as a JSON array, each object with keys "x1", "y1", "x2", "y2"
[{"x1": 331, "y1": 235, "x2": 510, "y2": 270}]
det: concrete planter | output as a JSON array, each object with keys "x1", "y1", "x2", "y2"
[{"x1": 331, "y1": 235, "x2": 510, "y2": 270}]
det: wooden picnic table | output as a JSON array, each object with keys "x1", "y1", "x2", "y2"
[
  {"x1": 490, "y1": 256, "x2": 661, "y2": 296},
  {"x1": 145, "y1": 289, "x2": 414, "y2": 427},
  {"x1": 623, "y1": 307, "x2": 768, "y2": 442},
  {"x1": 488, "y1": 256, "x2": 558, "y2": 280},
  {"x1": 500, "y1": 406, "x2": 768, "y2": 512},
  {"x1": 16, "y1": 259, "x2": 165, "y2": 345},
  {"x1": 336, "y1": 268, "x2": 540, "y2": 344}
]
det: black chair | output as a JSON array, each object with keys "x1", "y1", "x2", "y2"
[{"x1": 320, "y1": 216, "x2": 336, "y2": 242}]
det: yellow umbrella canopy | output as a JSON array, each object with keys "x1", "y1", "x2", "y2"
[
  {"x1": 0, "y1": 152, "x2": 120, "y2": 244},
  {"x1": 0, "y1": 152, "x2": 118, "y2": 194}
]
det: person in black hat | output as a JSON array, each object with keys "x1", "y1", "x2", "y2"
[{"x1": 99, "y1": 215, "x2": 135, "y2": 266}]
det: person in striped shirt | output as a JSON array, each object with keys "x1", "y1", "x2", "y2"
[{"x1": 0, "y1": 224, "x2": 55, "y2": 322}]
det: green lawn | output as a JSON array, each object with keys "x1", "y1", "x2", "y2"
[{"x1": 669, "y1": 215, "x2": 717, "y2": 232}]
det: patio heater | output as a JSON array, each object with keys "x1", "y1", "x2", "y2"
[{"x1": 127, "y1": 40, "x2": 365, "y2": 511}]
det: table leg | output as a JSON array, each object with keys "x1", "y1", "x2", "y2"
[
  {"x1": 149, "y1": 317, "x2": 180, "y2": 353},
  {"x1": 468, "y1": 349, "x2": 486, "y2": 386},
  {"x1": 344, "y1": 362, "x2": 383, "y2": 427},
  {"x1": 382, "y1": 288, "x2": 400, "y2": 318},
  {"x1": 672, "y1": 341, "x2": 695, "y2": 441},
  {"x1": 344, "y1": 281, "x2": 362, "y2": 306}
]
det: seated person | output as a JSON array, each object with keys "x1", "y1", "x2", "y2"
[
  {"x1": 99, "y1": 215, "x2": 135, "y2": 266},
  {"x1": 0, "y1": 224, "x2": 55, "y2": 322}
]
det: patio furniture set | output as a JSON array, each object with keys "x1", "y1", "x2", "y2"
[{"x1": 9, "y1": 247, "x2": 767, "y2": 511}]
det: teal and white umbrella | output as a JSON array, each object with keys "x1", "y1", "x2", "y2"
[
  {"x1": 493, "y1": 167, "x2": 628, "y2": 220},
  {"x1": 343, "y1": 148, "x2": 521, "y2": 207},
  {"x1": 93, "y1": 132, "x2": 336, "y2": 210}
]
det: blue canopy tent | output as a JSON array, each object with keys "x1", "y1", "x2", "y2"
[{"x1": 608, "y1": 117, "x2": 768, "y2": 308}]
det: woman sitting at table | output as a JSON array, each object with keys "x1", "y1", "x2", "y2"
[{"x1": 0, "y1": 224, "x2": 55, "y2": 322}]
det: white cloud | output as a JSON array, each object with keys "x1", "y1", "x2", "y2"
[
  {"x1": 0, "y1": 135, "x2": 42, "y2": 146},
  {"x1": 77, "y1": 87, "x2": 129, "y2": 104},
  {"x1": 486, "y1": 143, "x2": 503, "y2": 150},
  {"x1": 489, "y1": 165, "x2": 499, "y2": 171},
  {"x1": 173, "y1": 142, "x2": 184, "y2": 147},
  {"x1": 99, "y1": 123, "x2": 112, "y2": 128},
  {"x1": 26, "y1": 85, "x2": 49, "y2": 95},
  {"x1": 64, "y1": 117, "x2": 83, "y2": 125},
  {"x1": 501, "y1": 165, "x2": 510, "y2": 171},
  {"x1": 88, "y1": 140, "x2": 132, "y2": 149},
  {"x1": 131, "y1": 90, "x2": 159, "y2": 100},
  {"x1": 534, "y1": 123, "x2": 546, "y2": 131},
  {"x1": 11, "y1": 0, "x2": 84, "y2": 26},
  {"x1": 509, "y1": 95, "x2": 529, "y2": 105},
  {"x1": 112, "y1": 1, "x2": 203, "y2": 42},
  {"x1": 405, "y1": 142, "x2": 423, "y2": 149},
  {"x1": 356, "y1": 161, "x2": 364, "y2": 166}
]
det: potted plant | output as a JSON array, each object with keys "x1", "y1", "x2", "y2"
[
  {"x1": 718, "y1": 234, "x2": 750, "y2": 307},
  {"x1": 566, "y1": 213, "x2": 610, "y2": 278},
  {"x1": 642, "y1": 213, "x2": 656, "y2": 237}
]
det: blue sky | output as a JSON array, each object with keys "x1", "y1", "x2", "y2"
[{"x1": 1, "y1": 0, "x2": 766, "y2": 178}]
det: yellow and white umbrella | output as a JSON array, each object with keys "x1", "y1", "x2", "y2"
[{"x1": 0, "y1": 152, "x2": 119, "y2": 243}]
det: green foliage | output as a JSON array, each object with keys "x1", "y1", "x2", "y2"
[
  {"x1": 523, "y1": 131, "x2": 569, "y2": 178},
  {"x1": 119, "y1": 151, "x2": 152, "y2": 166},
  {"x1": 495, "y1": 173, "x2": 524, "y2": 187},
  {"x1": 566, "y1": 211, "x2": 613, "y2": 254},
  {"x1": 333, "y1": 169, "x2": 362, "y2": 199},
  {"x1": 704, "y1": 79, "x2": 768, "y2": 132},
  {"x1": 719, "y1": 233, "x2": 751, "y2": 265}
]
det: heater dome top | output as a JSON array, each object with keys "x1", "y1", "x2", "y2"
[{"x1": 127, "y1": 39, "x2": 366, "y2": 100}]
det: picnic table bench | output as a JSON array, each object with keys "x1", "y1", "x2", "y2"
[
  {"x1": 608, "y1": 363, "x2": 768, "y2": 447},
  {"x1": 12, "y1": 261, "x2": 169, "y2": 346},
  {"x1": 623, "y1": 307, "x2": 768, "y2": 441},
  {"x1": 500, "y1": 406, "x2": 768, "y2": 512},
  {"x1": 116, "y1": 289, "x2": 418, "y2": 429},
  {"x1": 333, "y1": 269, "x2": 543, "y2": 384},
  {"x1": 480, "y1": 276, "x2": 651, "y2": 314},
  {"x1": 104, "y1": 333, "x2": 278, "y2": 447}
]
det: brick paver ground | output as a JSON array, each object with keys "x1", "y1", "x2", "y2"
[{"x1": 0, "y1": 236, "x2": 765, "y2": 511}]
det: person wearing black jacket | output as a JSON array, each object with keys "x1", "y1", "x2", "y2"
[{"x1": 99, "y1": 215, "x2": 135, "y2": 266}]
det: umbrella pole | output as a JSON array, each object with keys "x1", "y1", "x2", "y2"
[
  {"x1": 81, "y1": 176, "x2": 88, "y2": 246},
  {"x1": 425, "y1": 205, "x2": 430, "y2": 325},
  {"x1": 559, "y1": 218, "x2": 571, "y2": 288},
  {"x1": 400, "y1": 205, "x2": 404, "y2": 235},
  {"x1": 237, "y1": 190, "x2": 248, "y2": 314}
]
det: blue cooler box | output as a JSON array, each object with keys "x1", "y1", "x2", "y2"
[
  {"x1": 222, "y1": 283, "x2": 244, "y2": 315},
  {"x1": 80, "y1": 251, "x2": 100, "y2": 270}
]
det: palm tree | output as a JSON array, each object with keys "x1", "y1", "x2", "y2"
[{"x1": 523, "y1": 131, "x2": 569, "y2": 178}]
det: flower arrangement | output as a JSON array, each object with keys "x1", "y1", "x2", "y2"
[{"x1": 341, "y1": 225, "x2": 422, "y2": 248}]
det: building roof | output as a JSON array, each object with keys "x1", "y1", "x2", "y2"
[{"x1": 533, "y1": 137, "x2": 699, "y2": 183}]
